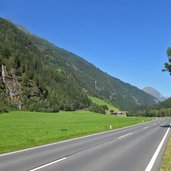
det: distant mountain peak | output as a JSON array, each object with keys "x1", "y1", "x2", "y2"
[{"x1": 142, "y1": 87, "x2": 166, "y2": 102}]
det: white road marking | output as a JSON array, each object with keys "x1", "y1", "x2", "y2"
[
  {"x1": 145, "y1": 123, "x2": 171, "y2": 171},
  {"x1": 117, "y1": 132, "x2": 134, "y2": 139},
  {"x1": 29, "y1": 157, "x2": 67, "y2": 171},
  {"x1": 143, "y1": 126, "x2": 149, "y2": 130}
]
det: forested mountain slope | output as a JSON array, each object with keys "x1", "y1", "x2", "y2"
[
  {"x1": 0, "y1": 18, "x2": 158, "y2": 111},
  {"x1": 154, "y1": 97, "x2": 171, "y2": 110}
]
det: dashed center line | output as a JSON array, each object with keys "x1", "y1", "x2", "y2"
[
  {"x1": 117, "y1": 132, "x2": 134, "y2": 139},
  {"x1": 143, "y1": 126, "x2": 149, "y2": 130},
  {"x1": 29, "y1": 131, "x2": 135, "y2": 170},
  {"x1": 29, "y1": 157, "x2": 67, "y2": 171}
]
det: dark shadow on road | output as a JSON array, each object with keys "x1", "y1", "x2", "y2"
[{"x1": 160, "y1": 125, "x2": 171, "y2": 128}]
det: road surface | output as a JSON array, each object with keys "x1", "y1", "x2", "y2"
[{"x1": 0, "y1": 118, "x2": 170, "y2": 171}]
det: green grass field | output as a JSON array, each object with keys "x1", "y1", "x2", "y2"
[
  {"x1": 160, "y1": 136, "x2": 171, "y2": 171},
  {"x1": 90, "y1": 96, "x2": 121, "y2": 112},
  {"x1": 0, "y1": 110, "x2": 151, "y2": 154}
]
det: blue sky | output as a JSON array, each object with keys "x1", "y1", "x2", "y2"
[{"x1": 1, "y1": 0, "x2": 171, "y2": 96}]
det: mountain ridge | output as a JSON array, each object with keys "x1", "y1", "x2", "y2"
[{"x1": 0, "y1": 17, "x2": 158, "y2": 111}]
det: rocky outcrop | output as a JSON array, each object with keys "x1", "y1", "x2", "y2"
[{"x1": 1, "y1": 65, "x2": 22, "y2": 109}]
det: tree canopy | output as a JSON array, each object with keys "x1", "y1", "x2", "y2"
[{"x1": 164, "y1": 48, "x2": 171, "y2": 74}]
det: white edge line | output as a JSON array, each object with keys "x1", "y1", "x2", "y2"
[
  {"x1": 0, "y1": 119, "x2": 153, "y2": 157},
  {"x1": 145, "y1": 123, "x2": 171, "y2": 171},
  {"x1": 117, "y1": 132, "x2": 134, "y2": 139},
  {"x1": 29, "y1": 157, "x2": 67, "y2": 171}
]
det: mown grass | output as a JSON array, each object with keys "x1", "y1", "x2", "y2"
[
  {"x1": 0, "y1": 110, "x2": 151, "y2": 154},
  {"x1": 90, "y1": 96, "x2": 120, "y2": 112},
  {"x1": 160, "y1": 135, "x2": 171, "y2": 171}
]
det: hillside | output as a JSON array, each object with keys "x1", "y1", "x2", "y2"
[
  {"x1": 154, "y1": 97, "x2": 171, "y2": 110},
  {"x1": 0, "y1": 18, "x2": 158, "y2": 111},
  {"x1": 0, "y1": 18, "x2": 91, "y2": 112},
  {"x1": 149, "y1": 98, "x2": 171, "y2": 117},
  {"x1": 142, "y1": 87, "x2": 166, "y2": 102},
  {"x1": 90, "y1": 96, "x2": 120, "y2": 113},
  {"x1": 131, "y1": 97, "x2": 171, "y2": 117}
]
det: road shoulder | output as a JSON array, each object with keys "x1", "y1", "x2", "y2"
[{"x1": 160, "y1": 133, "x2": 171, "y2": 171}]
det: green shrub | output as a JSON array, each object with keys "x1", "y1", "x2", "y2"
[{"x1": 89, "y1": 104, "x2": 106, "y2": 114}]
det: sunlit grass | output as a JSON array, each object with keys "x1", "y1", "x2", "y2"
[
  {"x1": 160, "y1": 136, "x2": 171, "y2": 171},
  {"x1": 90, "y1": 96, "x2": 121, "y2": 112},
  {"x1": 0, "y1": 110, "x2": 151, "y2": 154}
]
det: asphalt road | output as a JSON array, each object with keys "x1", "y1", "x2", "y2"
[{"x1": 0, "y1": 118, "x2": 170, "y2": 171}]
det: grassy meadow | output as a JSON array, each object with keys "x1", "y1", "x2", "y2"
[
  {"x1": 90, "y1": 96, "x2": 121, "y2": 112},
  {"x1": 0, "y1": 110, "x2": 151, "y2": 154}
]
